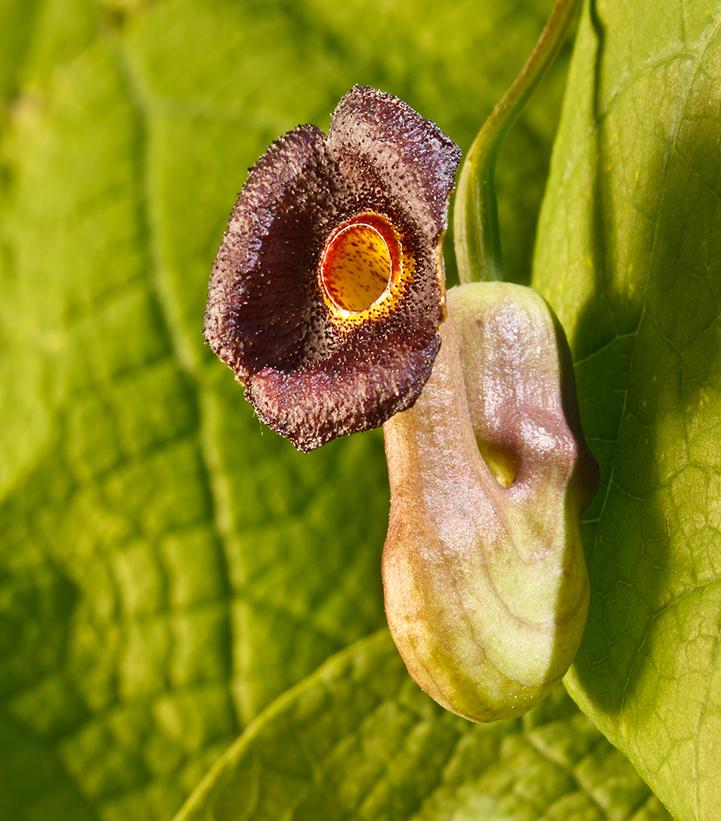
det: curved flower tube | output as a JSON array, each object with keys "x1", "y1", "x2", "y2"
[
  {"x1": 382, "y1": 282, "x2": 598, "y2": 722},
  {"x1": 205, "y1": 86, "x2": 460, "y2": 451}
]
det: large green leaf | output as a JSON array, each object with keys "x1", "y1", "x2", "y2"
[
  {"x1": 179, "y1": 631, "x2": 668, "y2": 821},
  {"x1": 534, "y1": 1, "x2": 721, "y2": 817},
  {"x1": 0, "y1": 1, "x2": 569, "y2": 817}
]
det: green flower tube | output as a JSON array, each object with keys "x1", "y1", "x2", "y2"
[{"x1": 382, "y1": 282, "x2": 598, "y2": 721}]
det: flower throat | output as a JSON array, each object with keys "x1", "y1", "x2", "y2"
[{"x1": 319, "y1": 212, "x2": 402, "y2": 316}]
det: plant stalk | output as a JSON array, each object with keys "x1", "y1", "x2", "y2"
[{"x1": 454, "y1": 0, "x2": 580, "y2": 284}]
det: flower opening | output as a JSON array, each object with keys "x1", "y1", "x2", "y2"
[{"x1": 319, "y1": 212, "x2": 407, "y2": 322}]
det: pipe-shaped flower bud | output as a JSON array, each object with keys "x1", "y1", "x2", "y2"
[{"x1": 382, "y1": 282, "x2": 598, "y2": 722}]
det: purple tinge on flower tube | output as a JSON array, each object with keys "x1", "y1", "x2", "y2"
[{"x1": 205, "y1": 85, "x2": 461, "y2": 451}]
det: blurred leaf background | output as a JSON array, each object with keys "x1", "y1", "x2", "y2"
[{"x1": 0, "y1": 0, "x2": 685, "y2": 818}]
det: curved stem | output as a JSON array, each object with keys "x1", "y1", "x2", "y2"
[{"x1": 454, "y1": 0, "x2": 580, "y2": 284}]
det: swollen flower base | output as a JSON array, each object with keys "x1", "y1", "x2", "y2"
[{"x1": 383, "y1": 283, "x2": 598, "y2": 721}]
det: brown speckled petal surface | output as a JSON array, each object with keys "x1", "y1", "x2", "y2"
[
  {"x1": 249, "y1": 333, "x2": 442, "y2": 453},
  {"x1": 329, "y1": 85, "x2": 460, "y2": 237},
  {"x1": 205, "y1": 124, "x2": 345, "y2": 379},
  {"x1": 205, "y1": 87, "x2": 461, "y2": 451}
]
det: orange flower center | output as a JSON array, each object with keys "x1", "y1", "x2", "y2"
[{"x1": 319, "y1": 212, "x2": 404, "y2": 319}]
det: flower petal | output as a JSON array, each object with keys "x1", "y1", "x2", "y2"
[
  {"x1": 248, "y1": 333, "x2": 442, "y2": 452},
  {"x1": 205, "y1": 124, "x2": 345, "y2": 379},
  {"x1": 329, "y1": 85, "x2": 460, "y2": 237},
  {"x1": 205, "y1": 88, "x2": 460, "y2": 451}
]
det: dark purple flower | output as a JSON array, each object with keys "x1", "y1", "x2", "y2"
[{"x1": 205, "y1": 85, "x2": 460, "y2": 451}]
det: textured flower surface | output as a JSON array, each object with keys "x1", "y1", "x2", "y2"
[{"x1": 205, "y1": 85, "x2": 460, "y2": 451}]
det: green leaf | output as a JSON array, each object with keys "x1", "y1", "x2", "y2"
[
  {"x1": 0, "y1": 1, "x2": 570, "y2": 817},
  {"x1": 178, "y1": 631, "x2": 668, "y2": 821},
  {"x1": 534, "y1": 1, "x2": 721, "y2": 817}
]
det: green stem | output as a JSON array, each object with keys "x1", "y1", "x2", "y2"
[{"x1": 454, "y1": 0, "x2": 580, "y2": 284}]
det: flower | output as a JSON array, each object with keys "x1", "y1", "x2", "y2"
[{"x1": 205, "y1": 85, "x2": 460, "y2": 451}]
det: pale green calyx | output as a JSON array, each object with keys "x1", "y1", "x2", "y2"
[{"x1": 382, "y1": 282, "x2": 598, "y2": 722}]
